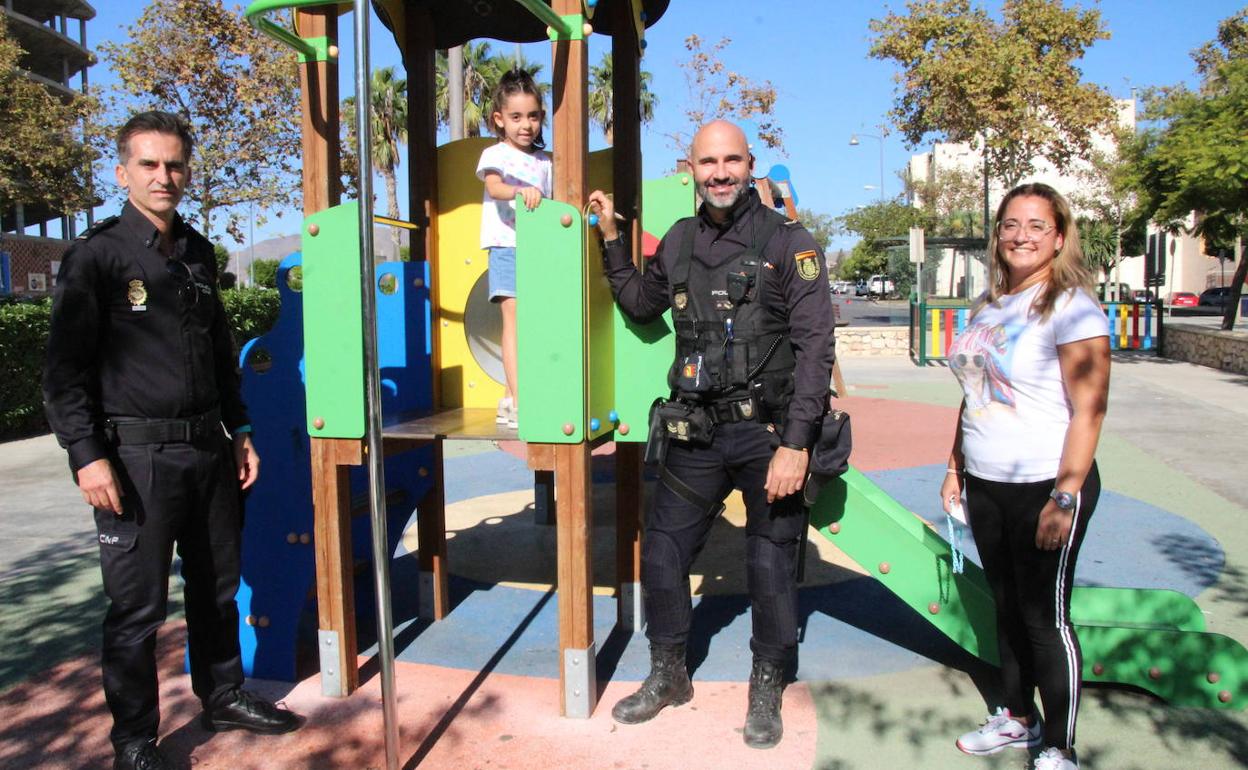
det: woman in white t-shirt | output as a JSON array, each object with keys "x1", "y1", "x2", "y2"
[{"x1": 941, "y1": 183, "x2": 1110, "y2": 770}]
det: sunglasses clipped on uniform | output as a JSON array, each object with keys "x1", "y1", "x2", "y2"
[{"x1": 166, "y1": 259, "x2": 200, "y2": 308}]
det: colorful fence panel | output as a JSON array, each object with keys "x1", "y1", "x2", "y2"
[{"x1": 910, "y1": 298, "x2": 1163, "y2": 364}]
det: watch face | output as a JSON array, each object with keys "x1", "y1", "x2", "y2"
[{"x1": 1052, "y1": 490, "x2": 1075, "y2": 510}]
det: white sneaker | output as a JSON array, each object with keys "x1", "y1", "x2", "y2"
[
  {"x1": 496, "y1": 397, "x2": 513, "y2": 425},
  {"x1": 955, "y1": 707, "x2": 1042, "y2": 755},
  {"x1": 506, "y1": 404, "x2": 518, "y2": 430},
  {"x1": 1033, "y1": 747, "x2": 1078, "y2": 769}
]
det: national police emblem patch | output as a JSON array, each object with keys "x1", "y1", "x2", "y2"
[{"x1": 794, "y1": 250, "x2": 819, "y2": 281}]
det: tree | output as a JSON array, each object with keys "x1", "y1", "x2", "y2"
[
  {"x1": 434, "y1": 45, "x2": 546, "y2": 137},
  {"x1": 0, "y1": 16, "x2": 98, "y2": 219},
  {"x1": 587, "y1": 52, "x2": 657, "y2": 144},
  {"x1": 100, "y1": 0, "x2": 301, "y2": 244},
  {"x1": 251, "y1": 257, "x2": 279, "y2": 289},
  {"x1": 668, "y1": 35, "x2": 783, "y2": 156},
  {"x1": 1068, "y1": 127, "x2": 1145, "y2": 293},
  {"x1": 869, "y1": 0, "x2": 1117, "y2": 189},
  {"x1": 1129, "y1": 9, "x2": 1248, "y2": 329},
  {"x1": 796, "y1": 207, "x2": 836, "y2": 254},
  {"x1": 836, "y1": 200, "x2": 929, "y2": 279},
  {"x1": 910, "y1": 165, "x2": 984, "y2": 237},
  {"x1": 344, "y1": 67, "x2": 408, "y2": 259}
]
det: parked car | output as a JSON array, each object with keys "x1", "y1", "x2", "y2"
[
  {"x1": 1165, "y1": 292, "x2": 1199, "y2": 307},
  {"x1": 853, "y1": 280, "x2": 869, "y2": 297},
  {"x1": 867, "y1": 274, "x2": 895, "y2": 297},
  {"x1": 830, "y1": 280, "x2": 853, "y2": 295},
  {"x1": 1199, "y1": 287, "x2": 1235, "y2": 309},
  {"x1": 1131, "y1": 289, "x2": 1155, "y2": 302}
]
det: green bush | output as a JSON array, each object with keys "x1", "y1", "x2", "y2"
[
  {"x1": 0, "y1": 299, "x2": 52, "y2": 438},
  {"x1": 0, "y1": 289, "x2": 282, "y2": 442},
  {"x1": 221, "y1": 286, "x2": 281, "y2": 349}
]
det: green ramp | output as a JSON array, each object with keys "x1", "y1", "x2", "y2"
[{"x1": 808, "y1": 467, "x2": 1248, "y2": 710}]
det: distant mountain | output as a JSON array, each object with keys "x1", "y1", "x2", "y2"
[{"x1": 228, "y1": 226, "x2": 410, "y2": 283}]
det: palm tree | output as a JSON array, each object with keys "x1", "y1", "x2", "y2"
[
  {"x1": 436, "y1": 42, "x2": 499, "y2": 137},
  {"x1": 344, "y1": 66, "x2": 408, "y2": 259},
  {"x1": 587, "y1": 52, "x2": 657, "y2": 144}
]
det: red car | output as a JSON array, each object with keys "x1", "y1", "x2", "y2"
[{"x1": 1165, "y1": 292, "x2": 1199, "y2": 307}]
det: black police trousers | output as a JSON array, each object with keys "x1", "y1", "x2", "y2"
[
  {"x1": 93, "y1": 433, "x2": 244, "y2": 750},
  {"x1": 643, "y1": 419, "x2": 806, "y2": 665}
]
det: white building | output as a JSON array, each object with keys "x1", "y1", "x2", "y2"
[{"x1": 907, "y1": 98, "x2": 1212, "y2": 300}]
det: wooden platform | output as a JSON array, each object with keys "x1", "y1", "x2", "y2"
[{"x1": 382, "y1": 407, "x2": 515, "y2": 442}]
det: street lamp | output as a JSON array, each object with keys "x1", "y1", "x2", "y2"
[{"x1": 849, "y1": 133, "x2": 884, "y2": 201}]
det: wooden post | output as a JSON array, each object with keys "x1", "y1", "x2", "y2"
[
  {"x1": 297, "y1": 7, "x2": 340, "y2": 215},
  {"x1": 551, "y1": 0, "x2": 595, "y2": 718},
  {"x1": 555, "y1": 442, "x2": 595, "y2": 717},
  {"x1": 297, "y1": 6, "x2": 359, "y2": 697},
  {"x1": 611, "y1": 0, "x2": 645, "y2": 631},
  {"x1": 405, "y1": 8, "x2": 441, "y2": 407},
  {"x1": 311, "y1": 437, "x2": 360, "y2": 696},
  {"x1": 415, "y1": 440, "x2": 449, "y2": 619}
]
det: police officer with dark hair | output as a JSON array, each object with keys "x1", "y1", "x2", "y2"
[
  {"x1": 43, "y1": 111, "x2": 300, "y2": 770},
  {"x1": 587, "y1": 119, "x2": 835, "y2": 749}
]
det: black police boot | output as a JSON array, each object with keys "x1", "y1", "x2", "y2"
[
  {"x1": 743, "y1": 658, "x2": 786, "y2": 749},
  {"x1": 201, "y1": 689, "x2": 302, "y2": 734},
  {"x1": 611, "y1": 643, "x2": 693, "y2": 724},
  {"x1": 113, "y1": 738, "x2": 174, "y2": 770}
]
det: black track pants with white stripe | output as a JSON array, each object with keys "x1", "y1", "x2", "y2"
[{"x1": 964, "y1": 463, "x2": 1100, "y2": 751}]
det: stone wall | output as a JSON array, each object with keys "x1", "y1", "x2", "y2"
[
  {"x1": 1162, "y1": 323, "x2": 1248, "y2": 375},
  {"x1": 835, "y1": 326, "x2": 909, "y2": 356}
]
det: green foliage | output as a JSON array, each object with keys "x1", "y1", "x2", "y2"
[
  {"x1": 344, "y1": 67, "x2": 409, "y2": 258},
  {"x1": 0, "y1": 290, "x2": 279, "y2": 440},
  {"x1": 0, "y1": 299, "x2": 51, "y2": 438},
  {"x1": 213, "y1": 242, "x2": 230, "y2": 275},
  {"x1": 869, "y1": 0, "x2": 1116, "y2": 188},
  {"x1": 433, "y1": 44, "x2": 546, "y2": 137},
  {"x1": 250, "y1": 258, "x2": 279, "y2": 289},
  {"x1": 839, "y1": 241, "x2": 887, "y2": 280},
  {"x1": 1077, "y1": 217, "x2": 1117, "y2": 278},
  {"x1": 796, "y1": 208, "x2": 837, "y2": 255},
  {"x1": 0, "y1": 16, "x2": 98, "y2": 215},
  {"x1": 99, "y1": 0, "x2": 301, "y2": 244},
  {"x1": 837, "y1": 200, "x2": 930, "y2": 281},
  {"x1": 587, "y1": 52, "x2": 657, "y2": 144},
  {"x1": 220, "y1": 286, "x2": 280, "y2": 348}
]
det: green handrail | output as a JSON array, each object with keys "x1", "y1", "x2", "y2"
[
  {"x1": 510, "y1": 0, "x2": 572, "y2": 36},
  {"x1": 244, "y1": 0, "x2": 345, "y2": 59}
]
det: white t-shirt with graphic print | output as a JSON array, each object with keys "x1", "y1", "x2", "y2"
[
  {"x1": 949, "y1": 283, "x2": 1108, "y2": 483},
  {"x1": 476, "y1": 142, "x2": 553, "y2": 249}
]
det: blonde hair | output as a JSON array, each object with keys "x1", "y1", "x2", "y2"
[{"x1": 977, "y1": 182, "x2": 1095, "y2": 321}]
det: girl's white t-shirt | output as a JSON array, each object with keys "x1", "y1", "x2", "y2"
[
  {"x1": 949, "y1": 283, "x2": 1108, "y2": 483},
  {"x1": 476, "y1": 142, "x2": 553, "y2": 249}
]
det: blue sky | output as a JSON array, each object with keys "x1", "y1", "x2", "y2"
[{"x1": 85, "y1": 0, "x2": 1246, "y2": 252}]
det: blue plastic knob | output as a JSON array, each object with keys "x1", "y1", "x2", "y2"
[
  {"x1": 608, "y1": 410, "x2": 619, "y2": 423},
  {"x1": 588, "y1": 213, "x2": 599, "y2": 227},
  {"x1": 590, "y1": 418, "x2": 601, "y2": 431},
  {"x1": 640, "y1": 38, "x2": 648, "y2": 49}
]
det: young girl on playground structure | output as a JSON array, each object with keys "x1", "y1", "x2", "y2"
[
  {"x1": 476, "y1": 68, "x2": 552, "y2": 430},
  {"x1": 941, "y1": 183, "x2": 1110, "y2": 770}
]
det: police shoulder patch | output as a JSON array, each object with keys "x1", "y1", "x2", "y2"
[
  {"x1": 794, "y1": 249, "x2": 820, "y2": 281},
  {"x1": 76, "y1": 216, "x2": 119, "y2": 241}
]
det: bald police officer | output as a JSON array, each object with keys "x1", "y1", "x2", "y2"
[
  {"x1": 588, "y1": 120, "x2": 835, "y2": 748},
  {"x1": 44, "y1": 111, "x2": 300, "y2": 770}
]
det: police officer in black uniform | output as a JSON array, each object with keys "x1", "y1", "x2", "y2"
[
  {"x1": 588, "y1": 120, "x2": 835, "y2": 749},
  {"x1": 43, "y1": 111, "x2": 300, "y2": 770}
]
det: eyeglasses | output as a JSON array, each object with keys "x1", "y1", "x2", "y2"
[
  {"x1": 998, "y1": 219, "x2": 1056, "y2": 241},
  {"x1": 166, "y1": 259, "x2": 199, "y2": 308}
]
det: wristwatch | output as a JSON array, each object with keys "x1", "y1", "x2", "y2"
[{"x1": 1049, "y1": 489, "x2": 1076, "y2": 511}]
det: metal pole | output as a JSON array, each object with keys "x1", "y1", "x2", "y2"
[
  {"x1": 878, "y1": 138, "x2": 884, "y2": 202},
  {"x1": 353, "y1": 2, "x2": 400, "y2": 768},
  {"x1": 448, "y1": 46, "x2": 464, "y2": 140}
]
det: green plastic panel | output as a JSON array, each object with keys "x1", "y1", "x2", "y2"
[
  {"x1": 811, "y1": 467, "x2": 1248, "y2": 709},
  {"x1": 609, "y1": 174, "x2": 695, "y2": 442},
  {"x1": 303, "y1": 202, "x2": 364, "y2": 438},
  {"x1": 516, "y1": 199, "x2": 585, "y2": 443},
  {"x1": 809, "y1": 468, "x2": 999, "y2": 662}
]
